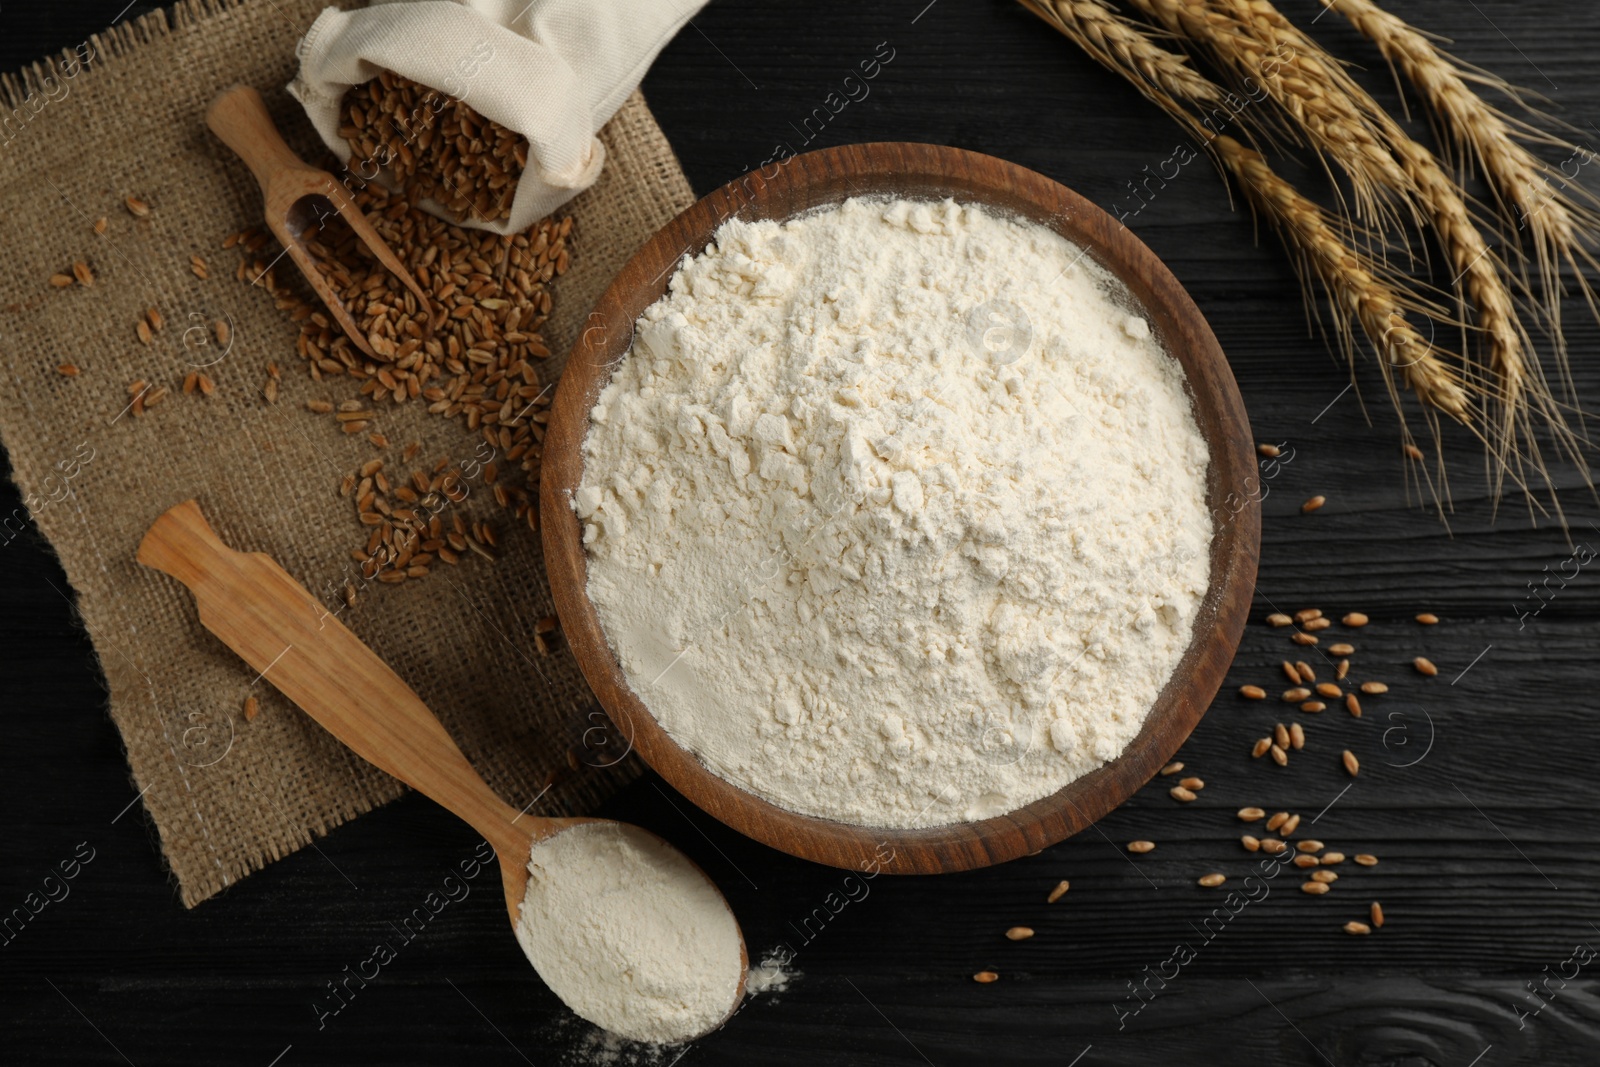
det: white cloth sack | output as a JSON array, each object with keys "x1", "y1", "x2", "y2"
[{"x1": 288, "y1": 0, "x2": 707, "y2": 233}]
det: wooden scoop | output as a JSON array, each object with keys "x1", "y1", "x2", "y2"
[
  {"x1": 204, "y1": 85, "x2": 432, "y2": 359},
  {"x1": 137, "y1": 499, "x2": 747, "y2": 1038}
]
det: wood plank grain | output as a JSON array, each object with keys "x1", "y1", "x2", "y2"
[{"x1": 3, "y1": 0, "x2": 1600, "y2": 1063}]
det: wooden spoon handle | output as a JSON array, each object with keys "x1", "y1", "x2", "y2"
[
  {"x1": 138, "y1": 500, "x2": 527, "y2": 860},
  {"x1": 204, "y1": 85, "x2": 310, "y2": 193}
]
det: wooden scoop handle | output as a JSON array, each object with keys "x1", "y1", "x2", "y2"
[
  {"x1": 205, "y1": 85, "x2": 316, "y2": 194},
  {"x1": 137, "y1": 500, "x2": 529, "y2": 863}
]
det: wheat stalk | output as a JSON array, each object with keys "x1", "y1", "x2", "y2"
[{"x1": 1323, "y1": 0, "x2": 1600, "y2": 388}]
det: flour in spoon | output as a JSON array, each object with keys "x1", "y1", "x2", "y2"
[
  {"x1": 514, "y1": 823, "x2": 743, "y2": 1044},
  {"x1": 576, "y1": 197, "x2": 1212, "y2": 827}
]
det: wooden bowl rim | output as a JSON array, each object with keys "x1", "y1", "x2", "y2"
[{"x1": 541, "y1": 142, "x2": 1259, "y2": 875}]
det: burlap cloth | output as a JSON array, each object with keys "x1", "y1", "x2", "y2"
[{"x1": 0, "y1": 0, "x2": 695, "y2": 906}]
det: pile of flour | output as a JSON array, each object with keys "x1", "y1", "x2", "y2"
[
  {"x1": 576, "y1": 197, "x2": 1212, "y2": 827},
  {"x1": 514, "y1": 822, "x2": 743, "y2": 1044}
]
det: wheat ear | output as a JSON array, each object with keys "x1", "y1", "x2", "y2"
[
  {"x1": 1122, "y1": 0, "x2": 1414, "y2": 230},
  {"x1": 1211, "y1": 135, "x2": 1472, "y2": 423},
  {"x1": 1157, "y1": 0, "x2": 1573, "y2": 503},
  {"x1": 1325, "y1": 0, "x2": 1600, "y2": 390},
  {"x1": 1017, "y1": 0, "x2": 1226, "y2": 115},
  {"x1": 1391, "y1": 133, "x2": 1581, "y2": 508}
]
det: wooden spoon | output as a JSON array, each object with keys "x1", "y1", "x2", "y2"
[
  {"x1": 137, "y1": 499, "x2": 747, "y2": 1039},
  {"x1": 204, "y1": 85, "x2": 432, "y2": 360}
]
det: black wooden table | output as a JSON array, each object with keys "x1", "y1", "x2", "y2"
[{"x1": 5, "y1": 2, "x2": 1600, "y2": 1064}]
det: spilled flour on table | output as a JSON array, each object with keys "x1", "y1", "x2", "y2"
[{"x1": 746, "y1": 946, "x2": 800, "y2": 997}]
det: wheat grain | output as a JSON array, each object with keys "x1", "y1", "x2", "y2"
[
  {"x1": 231, "y1": 182, "x2": 567, "y2": 584},
  {"x1": 340, "y1": 70, "x2": 528, "y2": 223}
]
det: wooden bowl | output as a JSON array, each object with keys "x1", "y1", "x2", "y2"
[{"x1": 541, "y1": 142, "x2": 1259, "y2": 874}]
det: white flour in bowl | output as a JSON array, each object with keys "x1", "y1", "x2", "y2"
[{"x1": 576, "y1": 197, "x2": 1212, "y2": 828}]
